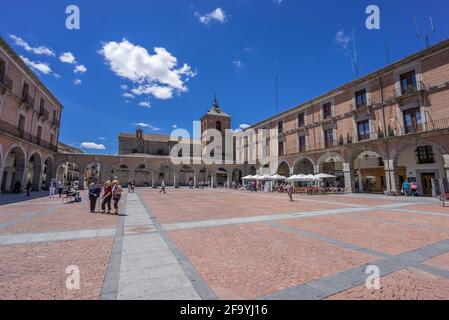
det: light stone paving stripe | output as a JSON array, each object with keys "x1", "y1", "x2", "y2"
[
  {"x1": 136, "y1": 191, "x2": 218, "y2": 300},
  {"x1": 101, "y1": 197, "x2": 127, "y2": 300},
  {"x1": 162, "y1": 207, "x2": 381, "y2": 231},
  {"x1": 259, "y1": 238, "x2": 449, "y2": 300},
  {"x1": 114, "y1": 193, "x2": 203, "y2": 300},
  {"x1": 0, "y1": 228, "x2": 116, "y2": 246}
]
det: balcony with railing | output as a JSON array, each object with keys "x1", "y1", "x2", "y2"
[
  {"x1": 395, "y1": 81, "x2": 427, "y2": 99},
  {"x1": 38, "y1": 107, "x2": 49, "y2": 120},
  {"x1": 0, "y1": 72, "x2": 13, "y2": 92},
  {"x1": 21, "y1": 93, "x2": 35, "y2": 109},
  {"x1": 51, "y1": 118, "x2": 60, "y2": 128},
  {"x1": 0, "y1": 119, "x2": 58, "y2": 152}
]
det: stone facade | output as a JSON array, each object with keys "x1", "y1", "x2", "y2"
[
  {"x1": 2, "y1": 34, "x2": 449, "y2": 195},
  {"x1": 0, "y1": 36, "x2": 62, "y2": 192},
  {"x1": 241, "y1": 38, "x2": 449, "y2": 195}
]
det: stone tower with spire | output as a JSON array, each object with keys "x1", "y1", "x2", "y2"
[{"x1": 200, "y1": 97, "x2": 232, "y2": 162}]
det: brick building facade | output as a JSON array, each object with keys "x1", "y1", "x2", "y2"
[
  {"x1": 240, "y1": 38, "x2": 449, "y2": 196},
  {"x1": 2, "y1": 35, "x2": 449, "y2": 195},
  {"x1": 0, "y1": 37, "x2": 62, "y2": 192}
]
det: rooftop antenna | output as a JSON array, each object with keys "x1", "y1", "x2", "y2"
[
  {"x1": 413, "y1": 16, "x2": 421, "y2": 40},
  {"x1": 351, "y1": 30, "x2": 359, "y2": 78},
  {"x1": 426, "y1": 16, "x2": 436, "y2": 48}
]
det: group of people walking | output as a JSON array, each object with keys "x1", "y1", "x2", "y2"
[{"x1": 88, "y1": 180, "x2": 123, "y2": 215}]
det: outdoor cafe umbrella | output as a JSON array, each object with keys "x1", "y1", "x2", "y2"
[
  {"x1": 242, "y1": 175, "x2": 256, "y2": 180},
  {"x1": 305, "y1": 174, "x2": 321, "y2": 181},
  {"x1": 288, "y1": 174, "x2": 307, "y2": 181},
  {"x1": 270, "y1": 174, "x2": 287, "y2": 180},
  {"x1": 315, "y1": 173, "x2": 336, "y2": 179}
]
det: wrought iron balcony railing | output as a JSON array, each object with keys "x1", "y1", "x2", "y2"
[
  {"x1": 0, "y1": 119, "x2": 58, "y2": 152},
  {"x1": 21, "y1": 93, "x2": 35, "y2": 108},
  {"x1": 0, "y1": 72, "x2": 13, "y2": 91}
]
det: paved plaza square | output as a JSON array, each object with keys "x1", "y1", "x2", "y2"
[{"x1": 1, "y1": 189, "x2": 449, "y2": 300}]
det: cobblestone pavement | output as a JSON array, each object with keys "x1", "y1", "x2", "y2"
[{"x1": 1, "y1": 188, "x2": 449, "y2": 300}]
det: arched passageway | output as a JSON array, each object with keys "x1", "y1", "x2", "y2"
[
  {"x1": 111, "y1": 164, "x2": 130, "y2": 187},
  {"x1": 134, "y1": 164, "x2": 153, "y2": 187},
  {"x1": 178, "y1": 165, "x2": 195, "y2": 187},
  {"x1": 216, "y1": 168, "x2": 228, "y2": 187},
  {"x1": 276, "y1": 162, "x2": 290, "y2": 177},
  {"x1": 353, "y1": 151, "x2": 386, "y2": 193},
  {"x1": 232, "y1": 168, "x2": 243, "y2": 187},
  {"x1": 293, "y1": 158, "x2": 315, "y2": 175},
  {"x1": 26, "y1": 153, "x2": 42, "y2": 191},
  {"x1": 56, "y1": 162, "x2": 81, "y2": 186},
  {"x1": 2, "y1": 146, "x2": 26, "y2": 193},
  {"x1": 396, "y1": 143, "x2": 447, "y2": 196}
]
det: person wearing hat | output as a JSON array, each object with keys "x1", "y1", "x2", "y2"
[
  {"x1": 111, "y1": 180, "x2": 123, "y2": 215},
  {"x1": 88, "y1": 183, "x2": 101, "y2": 213},
  {"x1": 101, "y1": 180, "x2": 113, "y2": 214}
]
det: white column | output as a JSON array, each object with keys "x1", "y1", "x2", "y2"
[
  {"x1": 0, "y1": 166, "x2": 4, "y2": 193},
  {"x1": 194, "y1": 171, "x2": 198, "y2": 188},
  {"x1": 343, "y1": 162, "x2": 355, "y2": 193},
  {"x1": 443, "y1": 155, "x2": 449, "y2": 187},
  {"x1": 384, "y1": 159, "x2": 399, "y2": 195},
  {"x1": 173, "y1": 169, "x2": 178, "y2": 188}
]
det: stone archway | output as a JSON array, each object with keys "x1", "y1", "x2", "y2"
[
  {"x1": 293, "y1": 157, "x2": 315, "y2": 175},
  {"x1": 26, "y1": 153, "x2": 43, "y2": 191},
  {"x1": 134, "y1": 164, "x2": 153, "y2": 187},
  {"x1": 353, "y1": 150, "x2": 386, "y2": 193},
  {"x1": 232, "y1": 168, "x2": 243, "y2": 187},
  {"x1": 2, "y1": 146, "x2": 26, "y2": 193},
  {"x1": 216, "y1": 168, "x2": 228, "y2": 187},
  {"x1": 179, "y1": 165, "x2": 195, "y2": 187},
  {"x1": 56, "y1": 162, "x2": 81, "y2": 185},
  {"x1": 395, "y1": 140, "x2": 448, "y2": 196},
  {"x1": 248, "y1": 166, "x2": 257, "y2": 176},
  {"x1": 110, "y1": 164, "x2": 130, "y2": 187},
  {"x1": 276, "y1": 161, "x2": 290, "y2": 177},
  {"x1": 317, "y1": 151, "x2": 345, "y2": 183}
]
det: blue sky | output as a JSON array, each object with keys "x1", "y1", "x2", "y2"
[{"x1": 2, "y1": 0, "x2": 449, "y2": 154}]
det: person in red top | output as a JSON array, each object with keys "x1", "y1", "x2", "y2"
[{"x1": 101, "y1": 180, "x2": 113, "y2": 214}]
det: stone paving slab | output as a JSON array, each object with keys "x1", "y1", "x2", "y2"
[
  {"x1": 115, "y1": 193, "x2": 201, "y2": 300},
  {"x1": 0, "y1": 228, "x2": 116, "y2": 246}
]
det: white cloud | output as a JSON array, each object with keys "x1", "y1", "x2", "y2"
[
  {"x1": 120, "y1": 84, "x2": 128, "y2": 90},
  {"x1": 132, "y1": 85, "x2": 173, "y2": 100},
  {"x1": 172, "y1": 124, "x2": 178, "y2": 129},
  {"x1": 123, "y1": 92, "x2": 135, "y2": 99},
  {"x1": 99, "y1": 39, "x2": 196, "y2": 101},
  {"x1": 132, "y1": 123, "x2": 160, "y2": 131},
  {"x1": 195, "y1": 8, "x2": 227, "y2": 25},
  {"x1": 132, "y1": 122, "x2": 150, "y2": 128},
  {"x1": 232, "y1": 60, "x2": 243, "y2": 70},
  {"x1": 98, "y1": 137, "x2": 106, "y2": 140},
  {"x1": 138, "y1": 101, "x2": 151, "y2": 108},
  {"x1": 239, "y1": 124, "x2": 251, "y2": 130},
  {"x1": 80, "y1": 142, "x2": 106, "y2": 150},
  {"x1": 335, "y1": 30, "x2": 351, "y2": 50},
  {"x1": 9, "y1": 34, "x2": 55, "y2": 56},
  {"x1": 20, "y1": 56, "x2": 52, "y2": 75},
  {"x1": 59, "y1": 52, "x2": 76, "y2": 64},
  {"x1": 74, "y1": 79, "x2": 82, "y2": 85},
  {"x1": 74, "y1": 64, "x2": 87, "y2": 73}
]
